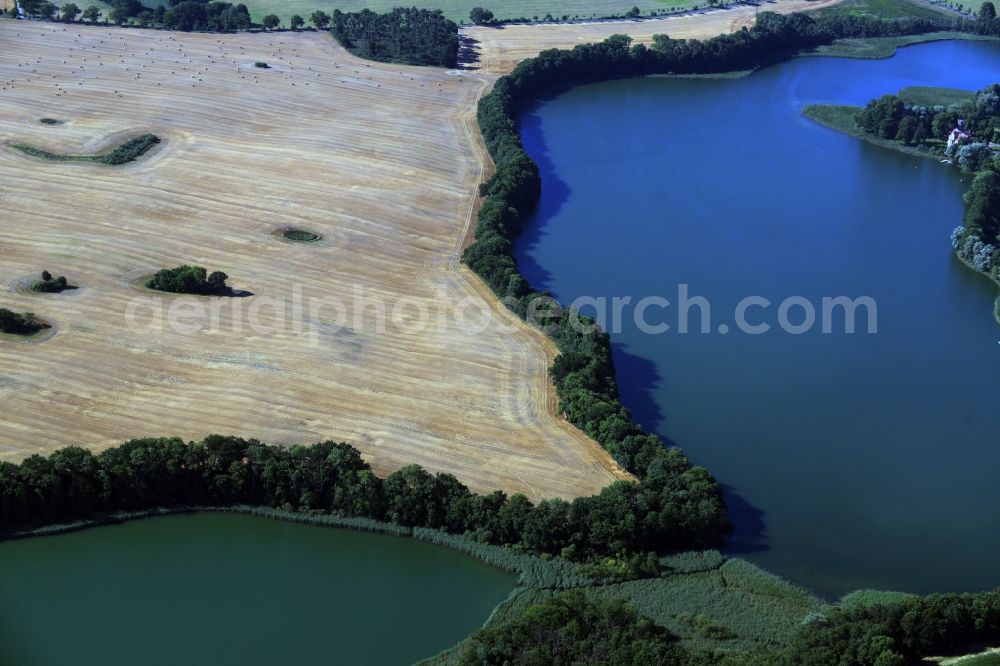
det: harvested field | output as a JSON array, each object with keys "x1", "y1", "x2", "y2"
[
  {"x1": 463, "y1": 0, "x2": 842, "y2": 74},
  {"x1": 0, "y1": 21, "x2": 629, "y2": 500}
]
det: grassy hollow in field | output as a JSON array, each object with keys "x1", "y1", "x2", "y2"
[{"x1": 282, "y1": 228, "x2": 322, "y2": 242}]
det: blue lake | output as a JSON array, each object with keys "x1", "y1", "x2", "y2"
[{"x1": 516, "y1": 40, "x2": 1000, "y2": 597}]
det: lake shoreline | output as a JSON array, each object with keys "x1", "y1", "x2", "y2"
[
  {"x1": 803, "y1": 102, "x2": 1000, "y2": 326},
  {"x1": 510, "y1": 37, "x2": 1000, "y2": 596}
]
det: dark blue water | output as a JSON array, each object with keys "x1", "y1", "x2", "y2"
[{"x1": 516, "y1": 40, "x2": 1000, "y2": 597}]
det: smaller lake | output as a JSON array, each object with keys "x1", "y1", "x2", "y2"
[{"x1": 0, "y1": 513, "x2": 516, "y2": 666}]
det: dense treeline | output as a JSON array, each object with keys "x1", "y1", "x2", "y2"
[
  {"x1": 954, "y1": 168, "x2": 1000, "y2": 278},
  {"x1": 0, "y1": 436, "x2": 719, "y2": 560},
  {"x1": 0, "y1": 308, "x2": 46, "y2": 335},
  {"x1": 145, "y1": 265, "x2": 233, "y2": 295},
  {"x1": 458, "y1": 590, "x2": 688, "y2": 665},
  {"x1": 955, "y1": 1, "x2": 1000, "y2": 36},
  {"x1": 778, "y1": 590, "x2": 1000, "y2": 665},
  {"x1": 330, "y1": 8, "x2": 459, "y2": 67},
  {"x1": 159, "y1": 0, "x2": 252, "y2": 33},
  {"x1": 18, "y1": 0, "x2": 252, "y2": 31}
]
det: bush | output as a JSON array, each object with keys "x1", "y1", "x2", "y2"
[
  {"x1": 31, "y1": 271, "x2": 72, "y2": 293},
  {"x1": 145, "y1": 265, "x2": 232, "y2": 295},
  {"x1": 0, "y1": 308, "x2": 46, "y2": 335}
]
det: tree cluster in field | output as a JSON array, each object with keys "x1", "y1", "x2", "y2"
[
  {"x1": 145, "y1": 265, "x2": 232, "y2": 295},
  {"x1": 99, "y1": 133, "x2": 160, "y2": 164},
  {"x1": 329, "y1": 8, "x2": 459, "y2": 68},
  {"x1": 12, "y1": 134, "x2": 159, "y2": 166},
  {"x1": 31, "y1": 271, "x2": 73, "y2": 293},
  {"x1": 0, "y1": 308, "x2": 46, "y2": 335},
  {"x1": 0, "y1": 436, "x2": 720, "y2": 561}
]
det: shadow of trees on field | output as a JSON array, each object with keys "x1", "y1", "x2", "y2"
[{"x1": 457, "y1": 35, "x2": 481, "y2": 70}]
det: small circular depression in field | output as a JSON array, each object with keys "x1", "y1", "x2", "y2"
[{"x1": 271, "y1": 226, "x2": 325, "y2": 245}]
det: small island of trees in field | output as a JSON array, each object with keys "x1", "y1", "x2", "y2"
[
  {"x1": 0, "y1": 308, "x2": 49, "y2": 336},
  {"x1": 145, "y1": 266, "x2": 236, "y2": 296},
  {"x1": 31, "y1": 271, "x2": 75, "y2": 294},
  {"x1": 11, "y1": 133, "x2": 160, "y2": 166}
]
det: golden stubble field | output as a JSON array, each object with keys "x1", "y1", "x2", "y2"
[
  {"x1": 463, "y1": 0, "x2": 842, "y2": 74},
  {"x1": 0, "y1": 21, "x2": 632, "y2": 500}
]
